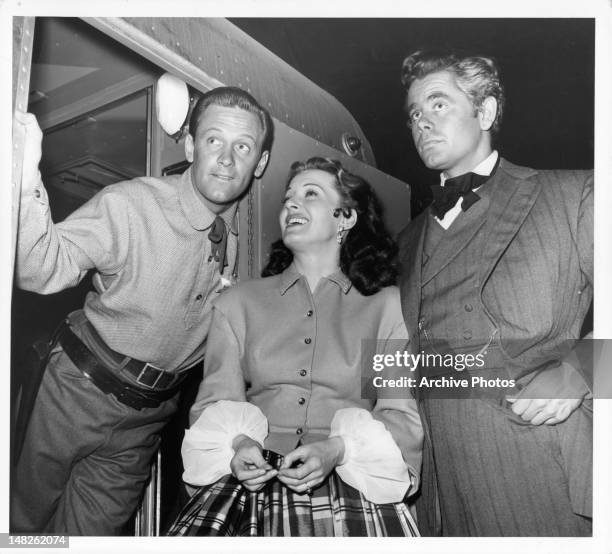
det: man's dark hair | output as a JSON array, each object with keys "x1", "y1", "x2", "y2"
[
  {"x1": 262, "y1": 157, "x2": 398, "y2": 296},
  {"x1": 401, "y1": 49, "x2": 505, "y2": 134},
  {"x1": 188, "y1": 86, "x2": 274, "y2": 153}
]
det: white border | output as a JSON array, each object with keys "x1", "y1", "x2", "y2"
[{"x1": 1, "y1": 1, "x2": 610, "y2": 553}]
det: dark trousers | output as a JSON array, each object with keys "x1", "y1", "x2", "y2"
[
  {"x1": 11, "y1": 346, "x2": 179, "y2": 535},
  {"x1": 418, "y1": 397, "x2": 592, "y2": 536}
]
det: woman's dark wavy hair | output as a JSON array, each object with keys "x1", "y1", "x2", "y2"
[{"x1": 261, "y1": 157, "x2": 398, "y2": 296}]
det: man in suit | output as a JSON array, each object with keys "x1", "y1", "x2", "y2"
[{"x1": 397, "y1": 50, "x2": 593, "y2": 536}]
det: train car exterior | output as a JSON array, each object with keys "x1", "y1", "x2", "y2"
[{"x1": 11, "y1": 16, "x2": 411, "y2": 535}]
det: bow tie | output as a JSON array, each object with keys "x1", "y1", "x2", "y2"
[
  {"x1": 208, "y1": 216, "x2": 228, "y2": 274},
  {"x1": 430, "y1": 171, "x2": 490, "y2": 220}
]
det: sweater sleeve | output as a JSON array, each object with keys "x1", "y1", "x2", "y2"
[
  {"x1": 189, "y1": 305, "x2": 247, "y2": 426},
  {"x1": 331, "y1": 294, "x2": 423, "y2": 504}
]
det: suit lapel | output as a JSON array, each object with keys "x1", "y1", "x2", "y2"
[
  {"x1": 421, "y1": 196, "x2": 490, "y2": 285},
  {"x1": 398, "y1": 159, "x2": 540, "y2": 344},
  {"x1": 398, "y1": 211, "x2": 427, "y2": 344},
  {"x1": 477, "y1": 159, "x2": 542, "y2": 288}
]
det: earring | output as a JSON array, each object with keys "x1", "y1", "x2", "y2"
[{"x1": 336, "y1": 227, "x2": 344, "y2": 244}]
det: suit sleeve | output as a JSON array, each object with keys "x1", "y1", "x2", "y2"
[
  {"x1": 575, "y1": 173, "x2": 594, "y2": 388},
  {"x1": 531, "y1": 172, "x2": 594, "y2": 397},
  {"x1": 577, "y1": 173, "x2": 594, "y2": 285},
  {"x1": 564, "y1": 172, "x2": 594, "y2": 389}
]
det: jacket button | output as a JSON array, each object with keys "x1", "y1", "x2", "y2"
[
  {"x1": 464, "y1": 303, "x2": 473, "y2": 312},
  {"x1": 306, "y1": 310, "x2": 313, "y2": 317},
  {"x1": 299, "y1": 369, "x2": 307, "y2": 377},
  {"x1": 463, "y1": 330, "x2": 472, "y2": 340},
  {"x1": 304, "y1": 338, "x2": 312, "y2": 344},
  {"x1": 296, "y1": 427, "x2": 303, "y2": 435},
  {"x1": 298, "y1": 397, "x2": 306, "y2": 405}
]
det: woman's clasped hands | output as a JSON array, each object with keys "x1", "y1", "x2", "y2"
[
  {"x1": 230, "y1": 434, "x2": 277, "y2": 492},
  {"x1": 230, "y1": 435, "x2": 345, "y2": 494},
  {"x1": 277, "y1": 437, "x2": 345, "y2": 494}
]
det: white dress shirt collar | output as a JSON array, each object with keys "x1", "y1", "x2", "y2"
[
  {"x1": 440, "y1": 150, "x2": 499, "y2": 186},
  {"x1": 435, "y1": 150, "x2": 499, "y2": 229}
]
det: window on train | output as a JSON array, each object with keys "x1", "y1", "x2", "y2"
[{"x1": 41, "y1": 91, "x2": 148, "y2": 222}]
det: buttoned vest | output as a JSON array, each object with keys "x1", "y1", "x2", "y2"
[{"x1": 418, "y1": 198, "x2": 496, "y2": 358}]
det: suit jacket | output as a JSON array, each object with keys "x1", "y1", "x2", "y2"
[
  {"x1": 397, "y1": 158, "x2": 594, "y2": 530},
  {"x1": 398, "y1": 158, "x2": 593, "y2": 385}
]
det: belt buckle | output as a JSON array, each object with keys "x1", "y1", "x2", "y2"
[{"x1": 136, "y1": 362, "x2": 165, "y2": 389}]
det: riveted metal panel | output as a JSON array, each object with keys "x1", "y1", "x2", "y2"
[
  {"x1": 12, "y1": 17, "x2": 35, "y2": 269},
  {"x1": 81, "y1": 17, "x2": 409, "y2": 282},
  {"x1": 84, "y1": 17, "x2": 375, "y2": 164}
]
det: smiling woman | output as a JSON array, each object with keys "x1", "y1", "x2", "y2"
[
  {"x1": 264, "y1": 158, "x2": 400, "y2": 296},
  {"x1": 166, "y1": 157, "x2": 423, "y2": 537},
  {"x1": 10, "y1": 17, "x2": 416, "y2": 537},
  {"x1": 279, "y1": 168, "x2": 355, "y2": 270}
]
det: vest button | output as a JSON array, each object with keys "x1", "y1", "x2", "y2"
[
  {"x1": 296, "y1": 427, "x2": 303, "y2": 435},
  {"x1": 298, "y1": 397, "x2": 306, "y2": 405},
  {"x1": 299, "y1": 369, "x2": 307, "y2": 377},
  {"x1": 464, "y1": 303, "x2": 473, "y2": 312},
  {"x1": 304, "y1": 338, "x2": 312, "y2": 344},
  {"x1": 463, "y1": 330, "x2": 473, "y2": 340},
  {"x1": 306, "y1": 310, "x2": 313, "y2": 317}
]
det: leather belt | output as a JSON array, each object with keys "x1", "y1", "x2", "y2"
[
  {"x1": 79, "y1": 318, "x2": 187, "y2": 390},
  {"x1": 58, "y1": 323, "x2": 189, "y2": 410}
]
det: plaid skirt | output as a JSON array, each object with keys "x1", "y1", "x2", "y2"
[{"x1": 167, "y1": 450, "x2": 419, "y2": 537}]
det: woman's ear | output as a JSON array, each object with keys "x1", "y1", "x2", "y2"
[{"x1": 341, "y1": 208, "x2": 358, "y2": 231}]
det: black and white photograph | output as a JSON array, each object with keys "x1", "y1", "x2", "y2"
[{"x1": 2, "y1": 1, "x2": 611, "y2": 553}]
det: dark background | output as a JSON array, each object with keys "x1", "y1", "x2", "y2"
[{"x1": 232, "y1": 18, "x2": 595, "y2": 214}]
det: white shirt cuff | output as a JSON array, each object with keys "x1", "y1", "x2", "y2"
[
  {"x1": 330, "y1": 407, "x2": 412, "y2": 504},
  {"x1": 182, "y1": 400, "x2": 268, "y2": 486}
]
